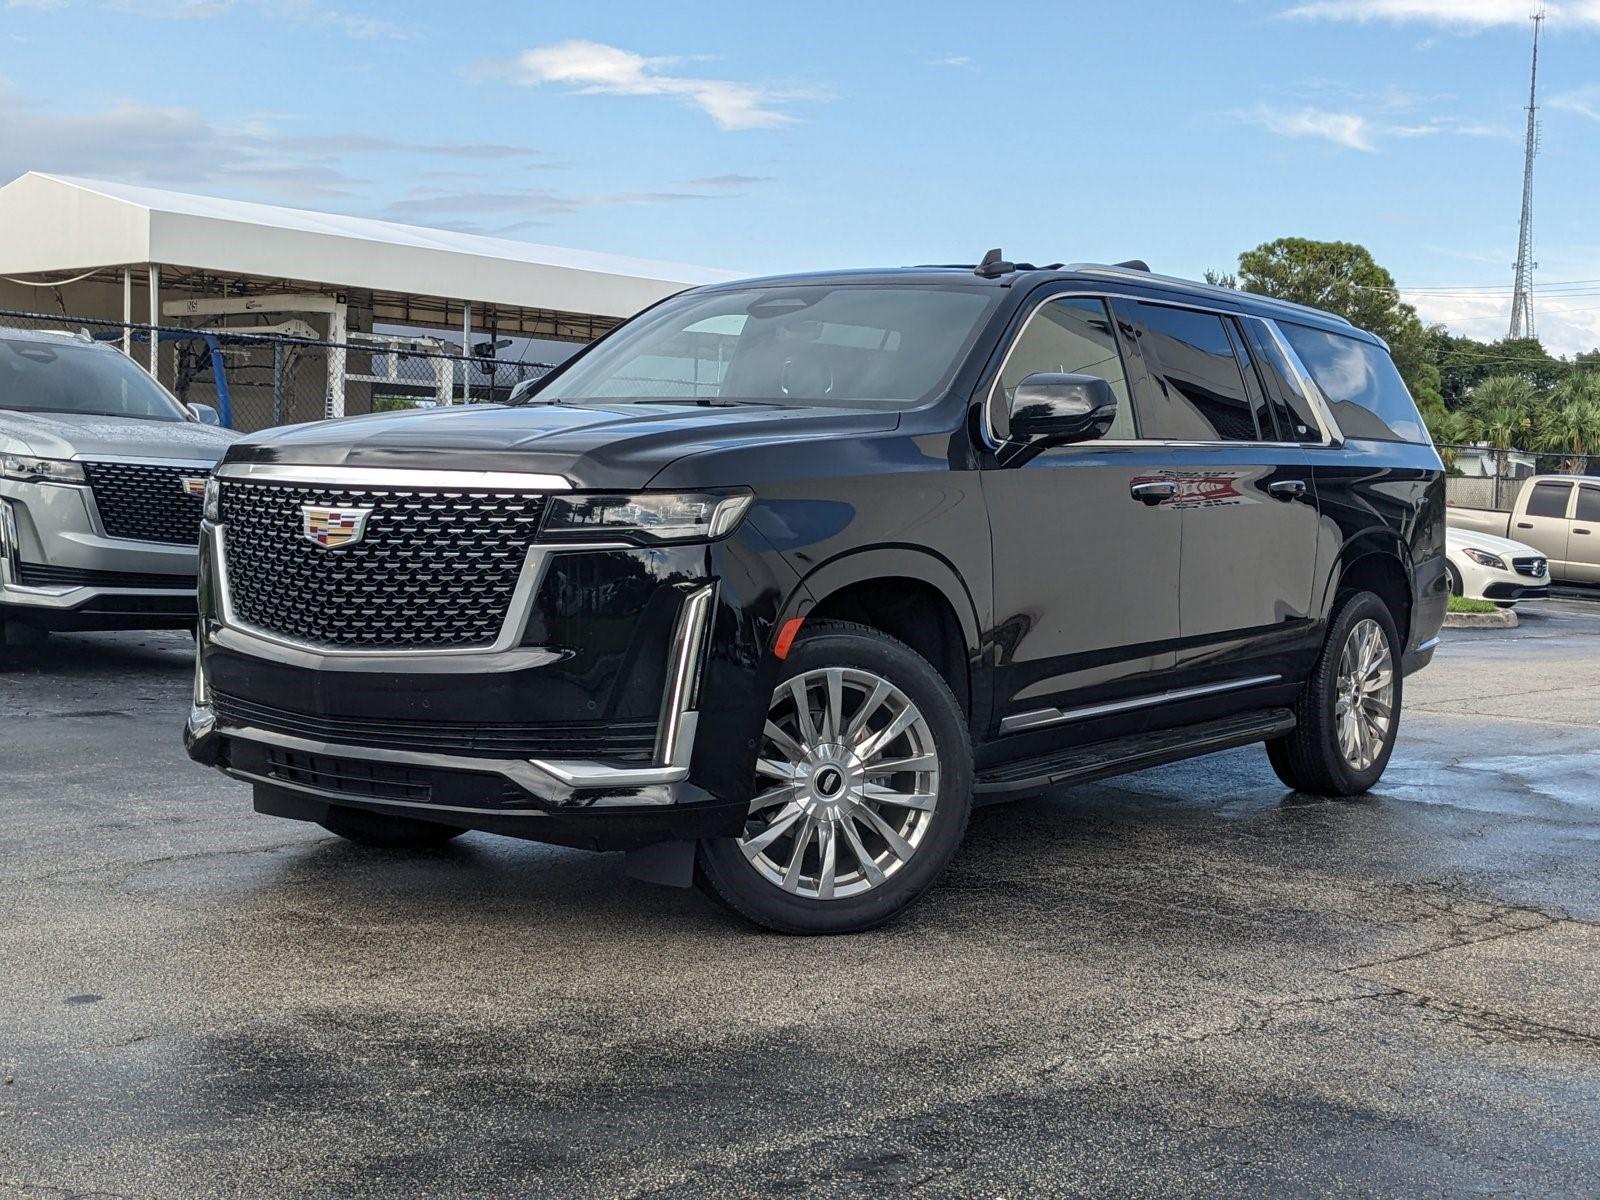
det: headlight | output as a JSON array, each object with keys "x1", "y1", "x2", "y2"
[
  {"x1": 1, "y1": 455, "x2": 85, "y2": 484},
  {"x1": 1462, "y1": 548, "x2": 1507, "y2": 570},
  {"x1": 541, "y1": 491, "x2": 753, "y2": 544},
  {"x1": 203, "y1": 476, "x2": 221, "y2": 523}
]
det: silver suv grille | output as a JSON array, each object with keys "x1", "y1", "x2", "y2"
[
  {"x1": 218, "y1": 480, "x2": 549, "y2": 650},
  {"x1": 83, "y1": 461, "x2": 210, "y2": 545}
]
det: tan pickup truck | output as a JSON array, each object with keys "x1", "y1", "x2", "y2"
[{"x1": 1448, "y1": 475, "x2": 1600, "y2": 584}]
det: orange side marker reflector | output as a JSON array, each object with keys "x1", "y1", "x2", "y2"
[{"x1": 773, "y1": 616, "x2": 805, "y2": 660}]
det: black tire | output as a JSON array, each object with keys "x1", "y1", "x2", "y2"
[
  {"x1": 319, "y1": 805, "x2": 466, "y2": 849},
  {"x1": 1445, "y1": 561, "x2": 1464, "y2": 597},
  {"x1": 1267, "y1": 590, "x2": 1402, "y2": 797},
  {"x1": 696, "y1": 621, "x2": 973, "y2": 935}
]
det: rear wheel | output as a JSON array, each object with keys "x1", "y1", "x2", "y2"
[
  {"x1": 1267, "y1": 591, "x2": 1401, "y2": 797},
  {"x1": 696, "y1": 622, "x2": 972, "y2": 934},
  {"x1": 319, "y1": 806, "x2": 465, "y2": 849}
]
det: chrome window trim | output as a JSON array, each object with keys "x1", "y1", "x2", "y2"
[
  {"x1": 214, "y1": 462, "x2": 573, "y2": 490},
  {"x1": 1256, "y1": 318, "x2": 1345, "y2": 448},
  {"x1": 980, "y1": 292, "x2": 1348, "y2": 454},
  {"x1": 999, "y1": 674, "x2": 1282, "y2": 735},
  {"x1": 211, "y1": 523, "x2": 631, "y2": 660}
]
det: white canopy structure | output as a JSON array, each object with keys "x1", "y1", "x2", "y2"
[
  {"x1": 0, "y1": 172, "x2": 734, "y2": 334},
  {"x1": 0, "y1": 172, "x2": 737, "y2": 424}
]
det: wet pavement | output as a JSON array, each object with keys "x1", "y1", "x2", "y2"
[{"x1": 3, "y1": 600, "x2": 1598, "y2": 1198}]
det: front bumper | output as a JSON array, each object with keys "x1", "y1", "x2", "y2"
[
  {"x1": 187, "y1": 502, "x2": 794, "y2": 847},
  {"x1": 0, "y1": 484, "x2": 199, "y2": 628},
  {"x1": 1482, "y1": 580, "x2": 1549, "y2": 602}
]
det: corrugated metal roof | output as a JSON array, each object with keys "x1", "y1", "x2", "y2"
[{"x1": 0, "y1": 172, "x2": 738, "y2": 318}]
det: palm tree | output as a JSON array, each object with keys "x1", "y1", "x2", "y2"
[
  {"x1": 1426, "y1": 408, "x2": 1473, "y2": 471},
  {"x1": 1532, "y1": 373, "x2": 1600, "y2": 473},
  {"x1": 1465, "y1": 375, "x2": 1537, "y2": 477}
]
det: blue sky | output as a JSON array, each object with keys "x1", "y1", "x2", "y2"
[{"x1": 3, "y1": 0, "x2": 1599, "y2": 352}]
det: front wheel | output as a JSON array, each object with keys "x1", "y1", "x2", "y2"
[
  {"x1": 696, "y1": 621, "x2": 973, "y2": 934},
  {"x1": 1267, "y1": 591, "x2": 1402, "y2": 797}
]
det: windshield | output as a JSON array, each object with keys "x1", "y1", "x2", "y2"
[
  {"x1": 0, "y1": 338, "x2": 189, "y2": 422},
  {"x1": 527, "y1": 284, "x2": 997, "y2": 408}
]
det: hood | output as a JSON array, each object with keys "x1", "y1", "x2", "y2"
[
  {"x1": 224, "y1": 401, "x2": 903, "y2": 490},
  {"x1": 1446, "y1": 526, "x2": 1542, "y2": 559},
  {"x1": 0, "y1": 409, "x2": 242, "y2": 463}
]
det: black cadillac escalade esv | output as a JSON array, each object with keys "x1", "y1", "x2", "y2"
[{"x1": 186, "y1": 257, "x2": 1446, "y2": 933}]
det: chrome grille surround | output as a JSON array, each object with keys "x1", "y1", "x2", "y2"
[
  {"x1": 83, "y1": 460, "x2": 211, "y2": 545},
  {"x1": 1513, "y1": 556, "x2": 1548, "y2": 578},
  {"x1": 217, "y1": 476, "x2": 551, "y2": 651}
]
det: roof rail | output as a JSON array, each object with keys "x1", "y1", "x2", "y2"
[{"x1": 1064, "y1": 262, "x2": 1355, "y2": 327}]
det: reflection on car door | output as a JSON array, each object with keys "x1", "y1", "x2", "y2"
[
  {"x1": 1109, "y1": 299, "x2": 1321, "y2": 691},
  {"x1": 980, "y1": 294, "x2": 1183, "y2": 737}
]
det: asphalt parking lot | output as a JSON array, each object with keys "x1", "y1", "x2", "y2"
[{"x1": 4, "y1": 601, "x2": 1599, "y2": 1199}]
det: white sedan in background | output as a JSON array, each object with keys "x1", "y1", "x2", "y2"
[{"x1": 1445, "y1": 528, "x2": 1551, "y2": 607}]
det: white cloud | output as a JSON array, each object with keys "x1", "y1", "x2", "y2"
[
  {"x1": 1551, "y1": 84, "x2": 1600, "y2": 121},
  {"x1": 1283, "y1": 1, "x2": 1600, "y2": 27},
  {"x1": 1240, "y1": 105, "x2": 1377, "y2": 150},
  {"x1": 489, "y1": 40, "x2": 811, "y2": 130},
  {"x1": 1240, "y1": 101, "x2": 1514, "y2": 149},
  {"x1": 0, "y1": 85, "x2": 542, "y2": 199},
  {"x1": 1406, "y1": 288, "x2": 1600, "y2": 357}
]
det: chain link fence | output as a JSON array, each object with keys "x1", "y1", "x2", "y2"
[
  {"x1": 1438, "y1": 443, "x2": 1600, "y2": 510},
  {"x1": 0, "y1": 307, "x2": 556, "y2": 433}
]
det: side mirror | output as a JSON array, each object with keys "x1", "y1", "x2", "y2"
[
  {"x1": 1008, "y1": 373, "x2": 1118, "y2": 444},
  {"x1": 188, "y1": 403, "x2": 221, "y2": 427}
]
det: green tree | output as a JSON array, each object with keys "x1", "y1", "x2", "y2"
[
  {"x1": 1465, "y1": 375, "x2": 1537, "y2": 476},
  {"x1": 1532, "y1": 373, "x2": 1600, "y2": 473},
  {"x1": 1428, "y1": 329, "x2": 1563, "y2": 407},
  {"x1": 1426, "y1": 407, "x2": 1473, "y2": 471},
  {"x1": 1232, "y1": 238, "x2": 1443, "y2": 422}
]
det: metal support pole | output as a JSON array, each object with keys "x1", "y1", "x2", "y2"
[
  {"x1": 325, "y1": 304, "x2": 348, "y2": 419},
  {"x1": 272, "y1": 341, "x2": 286, "y2": 426},
  {"x1": 122, "y1": 268, "x2": 132, "y2": 357},
  {"x1": 461, "y1": 301, "x2": 472, "y2": 405},
  {"x1": 147, "y1": 264, "x2": 160, "y2": 376}
]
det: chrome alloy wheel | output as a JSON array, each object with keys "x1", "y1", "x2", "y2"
[
  {"x1": 740, "y1": 667, "x2": 941, "y2": 900},
  {"x1": 1334, "y1": 617, "x2": 1394, "y2": 772}
]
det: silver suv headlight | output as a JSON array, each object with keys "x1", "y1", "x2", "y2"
[
  {"x1": 540, "y1": 491, "x2": 753, "y2": 545},
  {"x1": 1, "y1": 455, "x2": 86, "y2": 484}
]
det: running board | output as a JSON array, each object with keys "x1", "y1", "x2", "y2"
[{"x1": 974, "y1": 707, "x2": 1296, "y2": 799}]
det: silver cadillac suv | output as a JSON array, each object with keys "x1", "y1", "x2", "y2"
[{"x1": 0, "y1": 328, "x2": 240, "y2": 644}]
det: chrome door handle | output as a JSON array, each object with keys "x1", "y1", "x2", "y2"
[
  {"x1": 1130, "y1": 480, "x2": 1178, "y2": 505},
  {"x1": 1267, "y1": 479, "x2": 1307, "y2": 500}
]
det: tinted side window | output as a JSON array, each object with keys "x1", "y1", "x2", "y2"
[
  {"x1": 1120, "y1": 302, "x2": 1259, "y2": 441},
  {"x1": 1279, "y1": 323, "x2": 1427, "y2": 444},
  {"x1": 1243, "y1": 318, "x2": 1323, "y2": 443},
  {"x1": 1526, "y1": 481, "x2": 1573, "y2": 519},
  {"x1": 993, "y1": 297, "x2": 1135, "y2": 441},
  {"x1": 1578, "y1": 486, "x2": 1600, "y2": 524}
]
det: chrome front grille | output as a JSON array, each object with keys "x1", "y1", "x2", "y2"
[
  {"x1": 1513, "y1": 556, "x2": 1547, "y2": 578},
  {"x1": 218, "y1": 479, "x2": 549, "y2": 650},
  {"x1": 83, "y1": 461, "x2": 210, "y2": 545}
]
